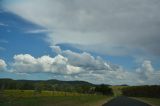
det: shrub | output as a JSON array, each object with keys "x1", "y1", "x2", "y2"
[{"x1": 95, "y1": 84, "x2": 113, "y2": 95}]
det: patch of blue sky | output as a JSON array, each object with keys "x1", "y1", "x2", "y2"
[{"x1": 0, "y1": 11, "x2": 54, "y2": 63}]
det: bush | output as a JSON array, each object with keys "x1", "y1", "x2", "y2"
[{"x1": 95, "y1": 84, "x2": 113, "y2": 95}]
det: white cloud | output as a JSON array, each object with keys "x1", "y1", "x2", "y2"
[
  {"x1": 52, "y1": 46, "x2": 118, "y2": 72},
  {"x1": 10, "y1": 49, "x2": 134, "y2": 84},
  {"x1": 136, "y1": 60, "x2": 160, "y2": 84},
  {"x1": 4, "y1": 46, "x2": 158, "y2": 85},
  {"x1": 2, "y1": 0, "x2": 160, "y2": 57},
  {"x1": 26, "y1": 29, "x2": 49, "y2": 34},
  {"x1": 62, "y1": 50, "x2": 109, "y2": 71},
  {"x1": 0, "y1": 22, "x2": 8, "y2": 26},
  {"x1": 51, "y1": 46, "x2": 136, "y2": 84},
  {"x1": 136, "y1": 60, "x2": 154, "y2": 80},
  {"x1": 11, "y1": 54, "x2": 82, "y2": 75},
  {"x1": 0, "y1": 59, "x2": 7, "y2": 71},
  {"x1": 51, "y1": 46, "x2": 62, "y2": 54},
  {"x1": 0, "y1": 0, "x2": 159, "y2": 85},
  {"x1": 9, "y1": 46, "x2": 159, "y2": 85}
]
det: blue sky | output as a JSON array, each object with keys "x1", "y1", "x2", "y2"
[{"x1": 0, "y1": 0, "x2": 160, "y2": 85}]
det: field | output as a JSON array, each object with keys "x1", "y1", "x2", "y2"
[
  {"x1": 132, "y1": 97, "x2": 160, "y2": 106},
  {"x1": 0, "y1": 90, "x2": 112, "y2": 106},
  {"x1": 110, "y1": 86, "x2": 127, "y2": 96},
  {"x1": 1, "y1": 86, "x2": 160, "y2": 106}
]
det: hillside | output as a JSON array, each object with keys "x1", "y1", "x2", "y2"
[{"x1": 0, "y1": 78, "x2": 96, "y2": 92}]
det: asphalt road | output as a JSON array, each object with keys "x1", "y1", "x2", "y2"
[{"x1": 102, "y1": 96, "x2": 151, "y2": 106}]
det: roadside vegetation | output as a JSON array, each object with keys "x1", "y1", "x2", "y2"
[
  {"x1": 132, "y1": 97, "x2": 160, "y2": 106},
  {"x1": 0, "y1": 90, "x2": 112, "y2": 106},
  {"x1": 122, "y1": 85, "x2": 160, "y2": 106},
  {"x1": 122, "y1": 85, "x2": 160, "y2": 98},
  {"x1": 1, "y1": 78, "x2": 160, "y2": 106},
  {"x1": 0, "y1": 78, "x2": 113, "y2": 106},
  {"x1": 0, "y1": 78, "x2": 113, "y2": 95}
]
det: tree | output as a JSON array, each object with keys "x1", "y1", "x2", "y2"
[
  {"x1": 34, "y1": 83, "x2": 45, "y2": 94},
  {"x1": 95, "y1": 84, "x2": 113, "y2": 95}
]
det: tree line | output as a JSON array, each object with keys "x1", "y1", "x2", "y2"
[
  {"x1": 122, "y1": 85, "x2": 160, "y2": 98},
  {"x1": 0, "y1": 78, "x2": 113, "y2": 95}
]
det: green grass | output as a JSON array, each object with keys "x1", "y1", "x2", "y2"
[
  {"x1": 0, "y1": 96, "x2": 110, "y2": 106},
  {"x1": 0, "y1": 90, "x2": 112, "y2": 106},
  {"x1": 3, "y1": 90, "x2": 84, "y2": 98},
  {"x1": 132, "y1": 97, "x2": 160, "y2": 106}
]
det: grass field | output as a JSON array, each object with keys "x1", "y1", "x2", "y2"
[
  {"x1": 0, "y1": 90, "x2": 112, "y2": 106},
  {"x1": 132, "y1": 97, "x2": 160, "y2": 106}
]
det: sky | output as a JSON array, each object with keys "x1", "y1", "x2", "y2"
[{"x1": 0, "y1": 0, "x2": 160, "y2": 85}]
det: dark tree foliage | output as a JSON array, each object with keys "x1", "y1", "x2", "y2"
[
  {"x1": 0, "y1": 79, "x2": 97, "y2": 94},
  {"x1": 95, "y1": 84, "x2": 113, "y2": 95},
  {"x1": 0, "y1": 79, "x2": 114, "y2": 95},
  {"x1": 122, "y1": 85, "x2": 160, "y2": 98}
]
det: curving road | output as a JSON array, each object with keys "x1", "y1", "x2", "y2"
[{"x1": 102, "y1": 96, "x2": 151, "y2": 106}]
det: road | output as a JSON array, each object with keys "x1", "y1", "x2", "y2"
[{"x1": 102, "y1": 96, "x2": 151, "y2": 106}]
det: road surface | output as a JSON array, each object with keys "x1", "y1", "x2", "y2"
[{"x1": 102, "y1": 96, "x2": 151, "y2": 106}]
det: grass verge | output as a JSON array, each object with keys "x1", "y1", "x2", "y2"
[
  {"x1": 0, "y1": 90, "x2": 112, "y2": 106},
  {"x1": 132, "y1": 97, "x2": 160, "y2": 106}
]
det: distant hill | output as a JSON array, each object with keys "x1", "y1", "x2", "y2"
[
  {"x1": 0, "y1": 78, "x2": 114, "y2": 95},
  {"x1": 0, "y1": 78, "x2": 96, "y2": 92},
  {"x1": 46, "y1": 79, "x2": 94, "y2": 86}
]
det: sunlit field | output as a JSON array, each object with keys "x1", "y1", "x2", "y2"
[
  {"x1": 110, "y1": 86, "x2": 127, "y2": 96},
  {"x1": 0, "y1": 90, "x2": 112, "y2": 106}
]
